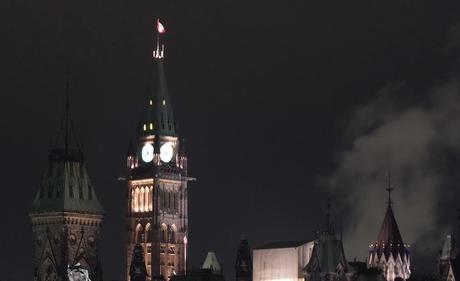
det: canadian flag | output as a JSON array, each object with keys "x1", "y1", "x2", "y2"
[{"x1": 157, "y1": 19, "x2": 166, "y2": 34}]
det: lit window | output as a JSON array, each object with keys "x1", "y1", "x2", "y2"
[
  {"x1": 143, "y1": 124, "x2": 146, "y2": 131},
  {"x1": 162, "y1": 99, "x2": 166, "y2": 105},
  {"x1": 150, "y1": 123, "x2": 153, "y2": 130},
  {"x1": 149, "y1": 99, "x2": 153, "y2": 105}
]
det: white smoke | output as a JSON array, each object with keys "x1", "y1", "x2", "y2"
[{"x1": 326, "y1": 81, "x2": 460, "y2": 269}]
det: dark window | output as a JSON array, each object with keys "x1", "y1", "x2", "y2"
[
  {"x1": 161, "y1": 227, "x2": 167, "y2": 243},
  {"x1": 69, "y1": 182, "x2": 74, "y2": 198},
  {"x1": 161, "y1": 189, "x2": 165, "y2": 209},
  {"x1": 79, "y1": 183, "x2": 83, "y2": 199},
  {"x1": 39, "y1": 184, "x2": 44, "y2": 199},
  {"x1": 48, "y1": 185, "x2": 53, "y2": 199},
  {"x1": 88, "y1": 185, "x2": 93, "y2": 200},
  {"x1": 136, "y1": 227, "x2": 142, "y2": 243},
  {"x1": 146, "y1": 227, "x2": 152, "y2": 243},
  {"x1": 168, "y1": 227, "x2": 176, "y2": 243}
]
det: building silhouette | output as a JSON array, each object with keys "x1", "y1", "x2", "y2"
[{"x1": 235, "y1": 238, "x2": 252, "y2": 281}]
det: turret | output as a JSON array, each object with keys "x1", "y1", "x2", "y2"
[
  {"x1": 367, "y1": 181, "x2": 410, "y2": 281},
  {"x1": 30, "y1": 77, "x2": 104, "y2": 281}
]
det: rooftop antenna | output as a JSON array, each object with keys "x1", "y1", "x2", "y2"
[{"x1": 386, "y1": 170, "x2": 394, "y2": 206}]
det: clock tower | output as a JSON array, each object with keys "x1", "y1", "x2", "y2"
[{"x1": 124, "y1": 20, "x2": 190, "y2": 281}]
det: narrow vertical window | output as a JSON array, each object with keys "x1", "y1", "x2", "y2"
[
  {"x1": 134, "y1": 188, "x2": 139, "y2": 212},
  {"x1": 144, "y1": 187, "x2": 149, "y2": 212},
  {"x1": 149, "y1": 186, "x2": 153, "y2": 211},
  {"x1": 39, "y1": 184, "x2": 44, "y2": 199},
  {"x1": 69, "y1": 182, "x2": 74, "y2": 198},
  {"x1": 79, "y1": 183, "x2": 83, "y2": 199},
  {"x1": 131, "y1": 190, "x2": 135, "y2": 212},
  {"x1": 88, "y1": 184, "x2": 92, "y2": 200},
  {"x1": 136, "y1": 224, "x2": 142, "y2": 243},
  {"x1": 140, "y1": 187, "x2": 145, "y2": 212},
  {"x1": 48, "y1": 184, "x2": 53, "y2": 199},
  {"x1": 146, "y1": 223, "x2": 152, "y2": 243}
]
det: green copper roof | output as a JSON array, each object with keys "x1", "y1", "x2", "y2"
[
  {"x1": 141, "y1": 57, "x2": 176, "y2": 137},
  {"x1": 30, "y1": 158, "x2": 105, "y2": 215},
  {"x1": 305, "y1": 232, "x2": 348, "y2": 274},
  {"x1": 31, "y1": 82, "x2": 104, "y2": 216}
]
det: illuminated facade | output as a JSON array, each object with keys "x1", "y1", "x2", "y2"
[
  {"x1": 124, "y1": 28, "x2": 190, "y2": 281},
  {"x1": 367, "y1": 189, "x2": 410, "y2": 281},
  {"x1": 30, "y1": 95, "x2": 105, "y2": 281},
  {"x1": 253, "y1": 240, "x2": 315, "y2": 281}
]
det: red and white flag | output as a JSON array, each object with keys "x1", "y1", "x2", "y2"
[{"x1": 157, "y1": 19, "x2": 166, "y2": 34}]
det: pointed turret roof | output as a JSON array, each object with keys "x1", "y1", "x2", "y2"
[
  {"x1": 370, "y1": 186, "x2": 408, "y2": 261},
  {"x1": 202, "y1": 252, "x2": 222, "y2": 273},
  {"x1": 376, "y1": 204, "x2": 404, "y2": 246},
  {"x1": 30, "y1": 81, "x2": 104, "y2": 215},
  {"x1": 140, "y1": 30, "x2": 176, "y2": 137}
]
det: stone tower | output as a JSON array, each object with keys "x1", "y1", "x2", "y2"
[
  {"x1": 367, "y1": 187, "x2": 410, "y2": 281},
  {"x1": 124, "y1": 20, "x2": 191, "y2": 281},
  {"x1": 30, "y1": 86, "x2": 105, "y2": 281},
  {"x1": 235, "y1": 238, "x2": 252, "y2": 281}
]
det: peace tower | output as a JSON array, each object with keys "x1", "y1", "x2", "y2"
[{"x1": 124, "y1": 20, "x2": 191, "y2": 281}]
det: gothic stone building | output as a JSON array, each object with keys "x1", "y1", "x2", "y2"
[
  {"x1": 124, "y1": 30, "x2": 191, "y2": 281},
  {"x1": 30, "y1": 99, "x2": 105, "y2": 281}
]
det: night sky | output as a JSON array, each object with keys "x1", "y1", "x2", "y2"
[{"x1": 2, "y1": 0, "x2": 460, "y2": 280}]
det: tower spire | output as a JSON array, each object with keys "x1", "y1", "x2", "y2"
[{"x1": 386, "y1": 170, "x2": 394, "y2": 206}]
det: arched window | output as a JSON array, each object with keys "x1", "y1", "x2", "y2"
[
  {"x1": 144, "y1": 186, "x2": 150, "y2": 212},
  {"x1": 133, "y1": 188, "x2": 139, "y2": 212},
  {"x1": 161, "y1": 224, "x2": 167, "y2": 243},
  {"x1": 131, "y1": 190, "x2": 135, "y2": 212},
  {"x1": 135, "y1": 224, "x2": 142, "y2": 243},
  {"x1": 140, "y1": 187, "x2": 145, "y2": 212},
  {"x1": 149, "y1": 186, "x2": 153, "y2": 211},
  {"x1": 169, "y1": 225, "x2": 177, "y2": 243},
  {"x1": 145, "y1": 223, "x2": 152, "y2": 243}
]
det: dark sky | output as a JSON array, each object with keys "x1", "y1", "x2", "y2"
[{"x1": 2, "y1": 0, "x2": 460, "y2": 280}]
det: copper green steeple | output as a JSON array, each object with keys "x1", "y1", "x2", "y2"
[
  {"x1": 30, "y1": 79, "x2": 104, "y2": 215},
  {"x1": 140, "y1": 28, "x2": 176, "y2": 137}
]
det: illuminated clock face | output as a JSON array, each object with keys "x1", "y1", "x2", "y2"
[
  {"x1": 141, "y1": 143, "x2": 154, "y2": 163},
  {"x1": 160, "y1": 143, "x2": 174, "y2": 163}
]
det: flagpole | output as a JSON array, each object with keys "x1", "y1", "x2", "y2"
[{"x1": 156, "y1": 18, "x2": 160, "y2": 55}]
